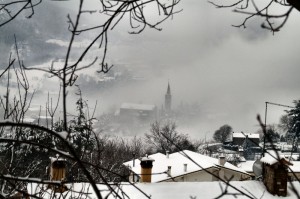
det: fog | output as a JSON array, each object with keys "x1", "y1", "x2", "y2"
[
  {"x1": 1, "y1": 0, "x2": 300, "y2": 140},
  {"x1": 98, "y1": 0, "x2": 300, "y2": 138}
]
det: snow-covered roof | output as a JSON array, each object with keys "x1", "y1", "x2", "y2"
[
  {"x1": 123, "y1": 150, "x2": 250, "y2": 182},
  {"x1": 248, "y1": 134, "x2": 260, "y2": 139},
  {"x1": 232, "y1": 133, "x2": 259, "y2": 139},
  {"x1": 260, "y1": 151, "x2": 291, "y2": 165},
  {"x1": 23, "y1": 118, "x2": 35, "y2": 123},
  {"x1": 232, "y1": 133, "x2": 245, "y2": 138},
  {"x1": 238, "y1": 161, "x2": 255, "y2": 173},
  {"x1": 288, "y1": 161, "x2": 300, "y2": 172},
  {"x1": 39, "y1": 116, "x2": 52, "y2": 119},
  {"x1": 141, "y1": 156, "x2": 154, "y2": 162},
  {"x1": 27, "y1": 181, "x2": 300, "y2": 199},
  {"x1": 120, "y1": 103, "x2": 156, "y2": 111},
  {"x1": 50, "y1": 155, "x2": 66, "y2": 163}
]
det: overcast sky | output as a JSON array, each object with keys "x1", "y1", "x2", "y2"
[{"x1": 24, "y1": 0, "x2": 300, "y2": 138}]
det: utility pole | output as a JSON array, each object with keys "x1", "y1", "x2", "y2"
[{"x1": 262, "y1": 101, "x2": 294, "y2": 157}]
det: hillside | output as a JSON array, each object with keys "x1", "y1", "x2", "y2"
[{"x1": 0, "y1": 1, "x2": 71, "y2": 68}]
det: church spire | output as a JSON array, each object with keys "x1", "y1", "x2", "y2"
[
  {"x1": 167, "y1": 82, "x2": 171, "y2": 95},
  {"x1": 165, "y1": 82, "x2": 172, "y2": 114}
]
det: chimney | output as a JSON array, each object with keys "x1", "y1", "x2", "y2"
[
  {"x1": 166, "y1": 150, "x2": 169, "y2": 158},
  {"x1": 167, "y1": 166, "x2": 172, "y2": 177},
  {"x1": 132, "y1": 152, "x2": 136, "y2": 167},
  {"x1": 50, "y1": 155, "x2": 66, "y2": 181},
  {"x1": 49, "y1": 155, "x2": 67, "y2": 192},
  {"x1": 238, "y1": 146, "x2": 244, "y2": 157},
  {"x1": 183, "y1": 163, "x2": 187, "y2": 172},
  {"x1": 219, "y1": 154, "x2": 226, "y2": 166},
  {"x1": 140, "y1": 155, "x2": 155, "y2": 183}
]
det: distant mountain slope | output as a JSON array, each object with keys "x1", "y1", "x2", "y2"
[{"x1": 0, "y1": 1, "x2": 72, "y2": 68}]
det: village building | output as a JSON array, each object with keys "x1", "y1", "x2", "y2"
[
  {"x1": 232, "y1": 132, "x2": 260, "y2": 146},
  {"x1": 116, "y1": 83, "x2": 173, "y2": 126},
  {"x1": 118, "y1": 102, "x2": 157, "y2": 124},
  {"x1": 123, "y1": 150, "x2": 252, "y2": 183}
]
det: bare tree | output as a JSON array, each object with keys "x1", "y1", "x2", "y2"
[
  {"x1": 145, "y1": 121, "x2": 201, "y2": 153},
  {"x1": 209, "y1": 0, "x2": 299, "y2": 32},
  {"x1": 0, "y1": 0, "x2": 181, "y2": 198}
]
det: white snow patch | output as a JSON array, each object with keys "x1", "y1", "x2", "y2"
[
  {"x1": 260, "y1": 150, "x2": 286, "y2": 165},
  {"x1": 26, "y1": 181, "x2": 300, "y2": 199},
  {"x1": 59, "y1": 131, "x2": 68, "y2": 140}
]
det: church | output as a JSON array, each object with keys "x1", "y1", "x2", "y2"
[{"x1": 117, "y1": 82, "x2": 173, "y2": 125}]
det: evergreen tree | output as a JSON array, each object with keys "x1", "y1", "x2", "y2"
[
  {"x1": 213, "y1": 125, "x2": 232, "y2": 143},
  {"x1": 286, "y1": 100, "x2": 300, "y2": 137}
]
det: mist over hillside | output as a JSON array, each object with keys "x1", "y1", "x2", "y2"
[{"x1": 0, "y1": 1, "x2": 71, "y2": 68}]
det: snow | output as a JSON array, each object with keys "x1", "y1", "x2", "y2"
[
  {"x1": 239, "y1": 159, "x2": 300, "y2": 175},
  {"x1": 260, "y1": 150, "x2": 287, "y2": 165},
  {"x1": 38, "y1": 116, "x2": 52, "y2": 119},
  {"x1": 238, "y1": 161, "x2": 255, "y2": 173},
  {"x1": 23, "y1": 118, "x2": 35, "y2": 123},
  {"x1": 124, "y1": 150, "x2": 249, "y2": 182},
  {"x1": 120, "y1": 103, "x2": 156, "y2": 111},
  {"x1": 232, "y1": 133, "x2": 245, "y2": 138},
  {"x1": 26, "y1": 181, "x2": 300, "y2": 199},
  {"x1": 232, "y1": 133, "x2": 259, "y2": 139},
  {"x1": 50, "y1": 155, "x2": 66, "y2": 163},
  {"x1": 288, "y1": 161, "x2": 300, "y2": 172},
  {"x1": 141, "y1": 156, "x2": 154, "y2": 162},
  {"x1": 59, "y1": 131, "x2": 68, "y2": 139}
]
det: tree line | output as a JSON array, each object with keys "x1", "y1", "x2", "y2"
[{"x1": 213, "y1": 100, "x2": 300, "y2": 145}]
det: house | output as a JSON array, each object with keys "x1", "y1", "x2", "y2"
[
  {"x1": 12, "y1": 152, "x2": 300, "y2": 199},
  {"x1": 232, "y1": 132, "x2": 260, "y2": 146},
  {"x1": 123, "y1": 150, "x2": 252, "y2": 183},
  {"x1": 231, "y1": 133, "x2": 261, "y2": 160},
  {"x1": 118, "y1": 103, "x2": 157, "y2": 124}
]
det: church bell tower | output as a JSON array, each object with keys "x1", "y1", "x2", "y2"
[{"x1": 165, "y1": 82, "x2": 172, "y2": 113}]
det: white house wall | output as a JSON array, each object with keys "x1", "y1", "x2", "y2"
[
  {"x1": 162, "y1": 168, "x2": 219, "y2": 182},
  {"x1": 162, "y1": 168, "x2": 250, "y2": 182}
]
